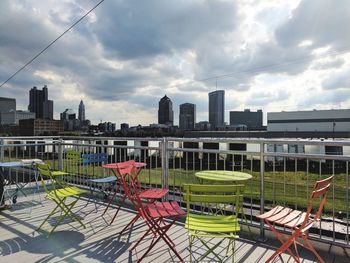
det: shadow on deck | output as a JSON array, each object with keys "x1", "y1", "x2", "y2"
[{"x1": 0, "y1": 193, "x2": 349, "y2": 262}]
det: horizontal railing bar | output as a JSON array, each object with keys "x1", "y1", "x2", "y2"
[
  {"x1": 166, "y1": 137, "x2": 350, "y2": 146},
  {"x1": 60, "y1": 142, "x2": 160, "y2": 151}
]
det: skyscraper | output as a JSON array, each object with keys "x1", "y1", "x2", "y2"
[
  {"x1": 230, "y1": 109, "x2": 263, "y2": 130},
  {"x1": 158, "y1": 95, "x2": 173, "y2": 126},
  {"x1": 78, "y1": 100, "x2": 85, "y2": 122},
  {"x1": 208, "y1": 90, "x2": 225, "y2": 129},
  {"x1": 28, "y1": 85, "x2": 53, "y2": 119},
  {"x1": 0, "y1": 97, "x2": 16, "y2": 113},
  {"x1": 179, "y1": 103, "x2": 196, "y2": 130}
]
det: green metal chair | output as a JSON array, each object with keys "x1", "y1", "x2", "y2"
[
  {"x1": 183, "y1": 184, "x2": 245, "y2": 263},
  {"x1": 36, "y1": 163, "x2": 87, "y2": 237}
]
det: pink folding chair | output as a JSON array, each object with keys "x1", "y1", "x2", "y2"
[
  {"x1": 122, "y1": 169, "x2": 186, "y2": 262},
  {"x1": 102, "y1": 160, "x2": 168, "y2": 228}
]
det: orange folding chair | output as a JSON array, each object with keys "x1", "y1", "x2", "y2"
[
  {"x1": 122, "y1": 167, "x2": 186, "y2": 262},
  {"x1": 257, "y1": 175, "x2": 333, "y2": 263}
]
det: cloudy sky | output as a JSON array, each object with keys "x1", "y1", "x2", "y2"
[{"x1": 1, "y1": 0, "x2": 350, "y2": 127}]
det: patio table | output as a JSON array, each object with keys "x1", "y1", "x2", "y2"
[
  {"x1": 0, "y1": 159, "x2": 43, "y2": 209},
  {"x1": 195, "y1": 170, "x2": 252, "y2": 182}
]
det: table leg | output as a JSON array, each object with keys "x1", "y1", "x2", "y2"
[{"x1": 0, "y1": 169, "x2": 4, "y2": 206}]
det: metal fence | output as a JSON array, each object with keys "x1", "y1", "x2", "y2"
[{"x1": 0, "y1": 136, "x2": 349, "y2": 248}]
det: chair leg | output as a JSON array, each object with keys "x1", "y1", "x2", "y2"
[
  {"x1": 232, "y1": 238, "x2": 236, "y2": 263},
  {"x1": 265, "y1": 234, "x2": 299, "y2": 263},
  {"x1": 102, "y1": 184, "x2": 120, "y2": 216},
  {"x1": 189, "y1": 235, "x2": 193, "y2": 263},
  {"x1": 302, "y1": 234, "x2": 325, "y2": 263},
  {"x1": 37, "y1": 201, "x2": 61, "y2": 232},
  {"x1": 110, "y1": 192, "x2": 127, "y2": 225},
  {"x1": 197, "y1": 238, "x2": 223, "y2": 262},
  {"x1": 130, "y1": 217, "x2": 184, "y2": 263},
  {"x1": 265, "y1": 221, "x2": 299, "y2": 262}
]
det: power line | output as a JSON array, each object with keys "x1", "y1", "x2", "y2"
[
  {"x1": 0, "y1": 0, "x2": 106, "y2": 88},
  {"x1": 197, "y1": 46, "x2": 350, "y2": 83}
]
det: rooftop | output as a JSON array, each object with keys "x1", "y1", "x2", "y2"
[{"x1": 1, "y1": 191, "x2": 349, "y2": 262}]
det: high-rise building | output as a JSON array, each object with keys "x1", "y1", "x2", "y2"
[
  {"x1": 158, "y1": 95, "x2": 173, "y2": 126},
  {"x1": 230, "y1": 109, "x2": 263, "y2": 130},
  {"x1": 0, "y1": 97, "x2": 16, "y2": 113},
  {"x1": 60, "y1": 109, "x2": 76, "y2": 120},
  {"x1": 28, "y1": 85, "x2": 53, "y2": 119},
  {"x1": 179, "y1": 103, "x2": 196, "y2": 130},
  {"x1": 0, "y1": 97, "x2": 17, "y2": 125},
  {"x1": 78, "y1": 100, "x2": 85, "y2": 122},
  {"x1": 208, "y1": 90, "x2": 225, "y2": 129}
]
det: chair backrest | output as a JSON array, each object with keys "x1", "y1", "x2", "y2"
[
  {"x1": 66, "y1": 150, "x2": 81, "y2": 162},
  {"x1": 81, "y1": 153, "x2": 108, "y2": 165},
  {"x1": 118, "y1": 167, "x2": 150, "y2": 219},
  {"x1": 183, "y1": 184, "x2": 245, "y2": 217},
  {"x1": 35, "y1": 163, "x2": 53, "y2": 193},
  {"x1": 302, "y1": 175, "x2": 333, "y2": 229}
]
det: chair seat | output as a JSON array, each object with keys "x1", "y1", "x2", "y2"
[
  {"x1": 88, "y1": 176, "x2": 117, "y2": 184},
  {"x1": 257, "y1": 205, "x2": 307, "y2": 228},
  {"x1": 146, "y1": 201, "x2": 186, "y2": 218},
  {"x1": 139, "y1": 188, "x2": 168, "y2": 199},
  {"x1": 185, "y1": 214, "x2": 240, "y2": 234},
  {"x1": 47, "y1": 186, "x2": 87, "y2": 199},
  {"x1": 51, "y1": 171, "x2": 68, "y2": 177}
]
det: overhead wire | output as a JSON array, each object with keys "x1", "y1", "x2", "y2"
[
  {"x1": 1, "y1": 0, "x2": 350, "y2": 90},
  {"x1": 0, "y1": 0, "x2": 106, "y2": 88}
]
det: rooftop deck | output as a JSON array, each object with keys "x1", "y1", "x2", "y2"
[{"x1": 1, "y1": 192, "x2": 349, "y2": 263}]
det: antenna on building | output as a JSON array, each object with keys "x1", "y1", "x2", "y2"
[{"x1": 215, "y1": 78, "x2": 217, "y2": 91}]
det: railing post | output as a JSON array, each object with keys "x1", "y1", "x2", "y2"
[
  {"x1": 58, "y1": 138, "x2": 63, "y2": 170},
  {"x1": 258, "y1": 141, "x2": 266, "y2": 241},
  {"x1": 161, "y1": 138, "x2": 169, "y2": 190},
  {"x1": 0, "y1": 138, "x2": 4, "y2": 162}
]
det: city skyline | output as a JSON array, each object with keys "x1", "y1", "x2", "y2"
[{"x1": 1, "y1": 1, "x2": 350, "y2": 127}]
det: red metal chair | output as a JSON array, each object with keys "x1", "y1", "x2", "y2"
[
  {"x1": 122, "y1": 169, "x2": 186, "y2": 262},
  {"x1": 257, "y1": 175, "x2": 333, "y2": 263},
  {"x1": 102, "y1": 160, "x2": 168, "y2": 228}
]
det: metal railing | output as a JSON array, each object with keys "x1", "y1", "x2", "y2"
[{"x1": 0, "y1": 136, "x2": 349, "y2": 248}]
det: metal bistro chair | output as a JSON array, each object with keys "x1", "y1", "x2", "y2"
[
  {"x1": 123, "y1": 167, "x2": 186, "y2": 262},
  {"x1": 105, "y1": 160, "x2": 168, "y2": 228},
  {"x1": 183, "y1": 184, "x2": 245, "y2": 263},
  {"x1": 257, "y1": 175, "x2": 333, "y2": 263},
  {"x1": 36, "y1": 163, "x2": 88, "y2": 237}
]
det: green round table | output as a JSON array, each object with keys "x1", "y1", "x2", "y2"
[{"x1": 195, "y1": 170, "x2": 252, "y2": 182}]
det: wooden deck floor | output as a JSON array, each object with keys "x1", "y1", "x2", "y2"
[{"x1": 0, "y1": 193, "x2": 349, "y2": 263}]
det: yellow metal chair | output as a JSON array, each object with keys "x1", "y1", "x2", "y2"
[
  {"x1": 36, "y1": 163, "x2": 87, "y2": 237},
  {"x1": 183, "y1": 184, "x2": 245, "y2": 263}
]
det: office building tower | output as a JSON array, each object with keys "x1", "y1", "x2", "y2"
[
  {"x1": 158, "y1": 95, "x2": 173, "y2": 126},
  {"x1": 0, "y1": 97, "x2": 16, "y2": 113},
  {"x1": 1, "y1": 110, "x2": 35, "y2": 125},
  {"x1": 208, "y1": 90, "x2": 225, "y2": 129},
  {"x1": 0, "y1": 97, "x2": 16, "y2": 125},
  {"x1": 179, "y1": 103, "x2": 196, "y2": 130},
  {"x1": 78, "y1": 100, "x2": 85, "y2": 121},
  {"x1": 230, "y1": 109, "x2": 263, "y2": 130},
  {"x1": 60, "y1": 109, "x2": 76, "y2": 120},
  {"x1": 28, "y1": 85, "x2": 53, "y2": 119}
]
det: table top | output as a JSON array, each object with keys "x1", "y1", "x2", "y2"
[
  {"x1": 0, "y1": 159, "x2": 43, "y2": 168},
  {"x1": 195, "y1": 170, "x2": 252, "y2": 182},
  {"x1": 102, "y1": 162, "x2": 147, "y2": 169}
]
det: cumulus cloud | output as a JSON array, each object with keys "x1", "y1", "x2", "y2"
[
  {"x1": 0, "y1": 0, "x2": 349, "y2": 126},
  {"x1": 322, "y1": 68, "x2": 350, "y2": 90}
]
